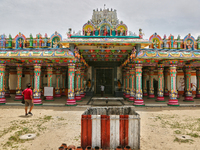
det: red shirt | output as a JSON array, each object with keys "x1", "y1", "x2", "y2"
[{"x1": 22, "y1": 88, "x2": 33, "y2": 100}]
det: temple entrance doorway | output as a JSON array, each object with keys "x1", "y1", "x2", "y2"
[{"x1": 95, "y1": 68, "x2": 114, "y2": 95}]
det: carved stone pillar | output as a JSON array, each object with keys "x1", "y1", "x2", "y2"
[
  {"x1": 143, "y1": 68, "x2": 148, "y2": 97},
  {"x1": 75, "y1": 65, "x2": 81, "y2": 101},
  {"x1": 128, "y1": 64, "x2": 135, "y2": 102},
  {"x1": 134, "y1": 62, "x2": 144, "y2": 106},
  {"x1": 148, "y1": 67, "x2": 155, "y2": 99},
  {"x1": 168, "y1": 62, "x2": 179, "y2": 106},
  {"x1": 55, "y1": 67, "x2": 61, "y2": 98},
  {"x1": 157, "y1": 64, "x2": 164, "y2": 102},
  {"x1": 66, "y1": 63, "x2": 77, "y2": 106},
  {"x1": 184, "y1": 65, "x2": 193, "y2": 101},
  {"x1": 15, "y1": 64, "x2": 23, "y2": 101},
  {"x1": 46, "y1": 64, "x2": 54, "y2": 101},
  {"x1": 5, "y1": 67, "x2": 10, "y2": 97},
  {"x1": 0, "y1": 63, "x2": 6, "y2": 104}
]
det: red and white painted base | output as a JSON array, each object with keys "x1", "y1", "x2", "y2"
[
  {"x1": 66, "y1": 99, "x2": 77, "y2": 106},
  {"x1": 177, "y1": 94, "x2": 179, "y2": 99},
  {"x1": 143, "y1": 93, "x2": 148, "y2": 97},
  {"x1": 125, "y1": 94, "x2": 130, "y2": 99},
  {"x1": 81, "y1": 115, "x2": 140, "y2": 149},
  {"x1": 0, "y1": 98, "x2": 6, "y2": 104},
  {"x1": 164, "y1": 92, "x2": 169, "y2": 96},
  {"x1": 33, "y1": 99, "x2": 42, "y2": 105},
  {"x1": 194, "y1": 94, "x2": 200, "y2": 99},
  {"x1": 55, "y1": 94, "x2": 61, "y2": 98},
  {"x1": 80, "y1": 94, "x2": 85, "y2": 98},
  {"x1": 184, "y1": 96, "x2": 193, "y2": 101},
  {"x1": 168, "y1": 99, "x2": 179, "y2": 106},
  {"x1": 75, "y1": 96, "x2": 82, "y2": 101},
  {"x1": 148, "y1": 94, "x2": 155, "y2": 99},
  {"x1": 156, "y1": 96, "x2": 165, "y2": 102},
  {"x1": 5, "y1": 93, "x2": 10, "y2": 97},
  {"x1": 15, "y1": 95, "x2": 23, "y2": 101},
  {"x1": 129, "y1": 97, "x2": 134, "y2": 102},
  {"x1": 133, "y1": 99, "x2": 145, "y2": 106},
  {"x1": 61, "y1": 92, "x2": 66, "y2": 96},
  {"x1": 45, "y1": 96, "x2": 54, "y2": 101}
]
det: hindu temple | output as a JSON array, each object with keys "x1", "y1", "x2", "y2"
[{"x1": 0, "y1": 7, "x2": 200, "y2": 106}]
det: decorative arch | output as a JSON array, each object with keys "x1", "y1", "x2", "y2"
[
  {"x1": 99, "y1": 20, "x2": 113, "y2": 36},
  {"x1": 183, "y1": 33, "x2": 196, "y2": 50},
  {"x1": 14, "y1": 32, "x2": 26, "y2": 49},
  {"x1": 149, "y1": 33, "x2": 162, "y2": 49},
  {"x1": 50, "y1": 31, "x2": 62, "y2": 48}
]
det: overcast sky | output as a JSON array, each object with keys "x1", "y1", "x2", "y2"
[{"x1": 0, "y1": 0, "x2": 200, "y2": 40}]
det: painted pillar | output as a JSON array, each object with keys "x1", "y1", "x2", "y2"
[
  {"x1": 80, "y1": 67, "x2": 85, "y2": 98},
  {"x1": 168, "y1": 62, "x2": 179, "y2": 106},
  {"x1": 134, "y1": 62, "x2": 144, "y2": 106},
  {"x1": 75, "y1": 65, "x2": 81, "y2": 101},
  {"x1": 125, "y1": 67, "x2": 130, "y2": 99},
  {"x1": 195, "y1": 68, "x2": 200, "y2": 98},
  {"x1": 40, "y1": 69, "x2": 44, "y2": 96},
  {"x1": 30, "y1": 67, "x2": 34, "y2": 90},
  {"x1": 128, "y1": 64, "x2": 135, "y2": 102},
  {"x1": 55, "y1": 67, "x2": 61, "y2": 98},
  {"x1": 15, "y1": 64, "x2": 23, "y2": 100},
  {"x1": 66, "y1": 63, "x2": 77, "y2": 106},
  {"x1": 61, "y1": 68, "x2": 66, "y2": 96},
  {"x1": 46, "y1": 64, "x2": 54, "y2": 101},
  {"x1": 0, "y1": 63, "x2": 6, "y2": 104},
  {"x1": 5, "y1": 67, "x2": 10, "y2": 97},
  {"x1": 148, "y1": 67, "x2": 155, "y2": 98},
  {"x1": 157, "y1": 64, "x2": 164, "y2": 101},
  {"x1": 33, "y1": 64, "x2": 42, "y2": 105},
  {"x1": 143, "y1": 69, "x2": 148, "y2": 97},
  {"x1": 184, "y1": 65, "x2": 193, "y2": 101},
  {"x1": 176, "y1": 67, "x2": 179, "y2": 99},
  {"x1": 123, "y1": 69, "x2": 126, "y2": 96},
  {"x1": 164, "y1": 68, "x2": 169, "y2": 96}
]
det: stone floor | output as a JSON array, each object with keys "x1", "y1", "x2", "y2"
[{"x1": 3, "y1": 94, "x2": 200, "y2": 107}]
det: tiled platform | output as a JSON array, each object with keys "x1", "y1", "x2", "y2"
[{"x1": 2, "y1": 94, "x2": 200, "y2": 107}]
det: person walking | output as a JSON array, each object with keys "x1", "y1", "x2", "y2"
[
  {"x1": 22, "y1": 83, "x2": 33, "y2": 116},
  {"x1": 101, "y1": 84, "x2": 105, "y2": 97}
]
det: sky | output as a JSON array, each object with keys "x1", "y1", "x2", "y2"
[{"x1": 0, "y1": 0, "x2": 200, "y2": 40}]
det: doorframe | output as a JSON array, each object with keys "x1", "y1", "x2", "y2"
[{"x1": 94, "y1": 67, "x2": 114, "y2": 95}]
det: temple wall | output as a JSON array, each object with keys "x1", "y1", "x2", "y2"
[{"x1": 117, "y1": 67, "x2": 122, "y2": 82}]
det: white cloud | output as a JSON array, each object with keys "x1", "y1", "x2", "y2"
[{"x1": 0, "y1": 0, "x2": 200, "y2": 39}]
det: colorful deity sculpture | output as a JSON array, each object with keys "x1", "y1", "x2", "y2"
[
  {"x1": 0, "y1": 34, "x2": 6, "y2": 49},
  {"x1": 43, "y1": 33, "x2": 48, "y2": 47},
  {"x1": 177, "y1": 35, "x2": 181, "y2": 49},
  {"x1": 67, "y1": 28, "x2": 72, "y2": 38},
  {"x1": 153, "y1": 39, "x2": 158, "y2": 49},
  {"x1": 86, "y1": 28, "x2": 91, "y2": 36},
  {"x1": 103, "y1": 26, "x2": 108, "y2": 36},
  {"x1": 139, "y1": 28, "x2": 144, "y2": 39},
  {"x1": 197, "y1": 35, "x2": 200, "y2": 49},
  {"x1": 18, "y1": 38, "x2": 24, "y2": 49},
  {"x1": 169, "y1": 35, "x2": 174, "y2": 48},
  {"x1": 7, "y1": 34, "x2": 12, "y2": 48},
  {"x1": 36, "y1": 33, "x2": 42, "y2": 48},
  {"x1": 163, "y1": 34, "x2": 167, "y2": 48},
  {"x1": 29, "y1": 34, "x2": 33, "y2": 47},
  {"x1": 120, "y1": 27, "x2": 124, "y2": 36}
]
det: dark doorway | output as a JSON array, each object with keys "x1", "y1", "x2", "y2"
[{"x1": 95, "y1": 69, "x2": 113, "y2": 94}]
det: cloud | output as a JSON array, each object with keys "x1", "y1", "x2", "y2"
[{"x1": 0, "y1": 0, "x2": 200, "y2": 39}]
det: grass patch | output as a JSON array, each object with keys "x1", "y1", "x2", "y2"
[
  {"x1": 174, "y1": 137, "x2": 193, "y2": 143},
  {"x1": 187, "y1": 133, "x2": 199, "y2": 138},
  {"x1": 58, "y1": 117, "x2": 65, "y2": 121},
  {"x1": 174, "y1": 130, "x2": 182, "y2": 134}
]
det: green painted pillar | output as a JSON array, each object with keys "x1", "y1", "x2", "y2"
[
  {"x1": 168, "y1": 61, "x2": 179, "y2": 106},
  {"x1": 195, "y1": 68, "x2": 200, "y2": 98},
  {"x1": 46, "y1": 64, "x2": 54, "y2": 101},
  {"x1": 66, "y1": 62, "x2": 77, "y2": 106},
  {"x1": 0, "y1": 62, "x2": 6, "y2": 104},
  {"x1": 15, "y1": 64, "x2": 23, "y2": 101},
  {"x1": 75, "y1": 64, "x2": 81, "y2": 101},
  {"x1": 55, "y1": 67, "x2": 61, "y2": 98},
  {"x1": 148, "y1": 67, "x2": 155, "y2": 99},
  {"x1": 33, "y1": 64, "x2": 42, "y2": 105},
  {"x1": 143, "y1": 68, "x2": 148, "y2": 97},
  {"x1": 80, "y1": 67, "x2": 85, "y2": 98},
  {"x1": 184, "y1": 65, "x2": 193, "y2": 101},
  {"x1": 5, "y1": 67, "x2": 10, "y2": 97},
  {"x1": 157, "y1": 64, "x2": 164, "y2": 102},
  {"x1": 134, "y1": 61, "x2": 144, "y2": 106},
  {"x1": 128, "y1": 64, "x2": 135, "y2": 102}
]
